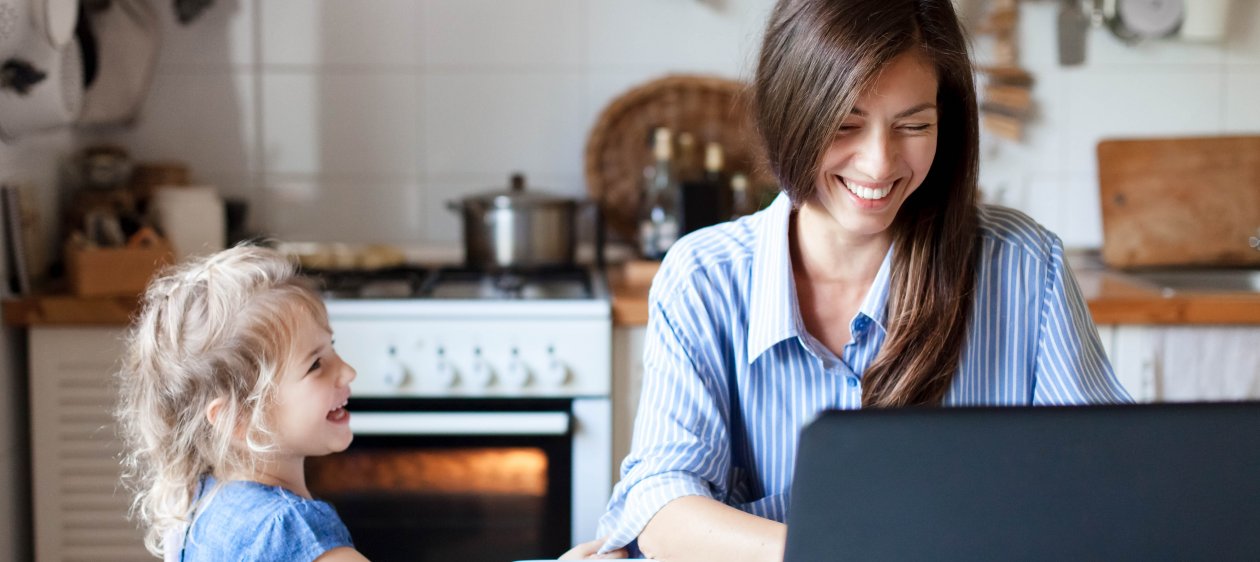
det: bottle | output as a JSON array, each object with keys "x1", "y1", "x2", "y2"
[
  {"x1": 638, "y1": 127, "x2": 681, "y2": 259},
  {"x1": 729, "y1": 172, "x2": 754, "y2": 220},
  {"x1": 681, "y1": 142, "x2": 726, "y2": 235},
  {"x1": 675, "y1": 131, "x2": 700, "y2": 184}
]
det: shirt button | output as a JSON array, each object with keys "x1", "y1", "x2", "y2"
[{"x1": 847, "y1": 376, "x2": 859, "y2": 388}]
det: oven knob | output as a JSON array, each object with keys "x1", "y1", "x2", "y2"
[
  {"x1": 382, "y1": 359, "x2": 410, "y2": 389},
  {"x1": 435, "y1": 359, "x2": 459, "y2": 388},
  {"x1": 471, "y1": 355, "x2": 493, "y2": 385},
  {"x1": 504, "y1": 359, "x2": 531, "y2": 388},
  {"x1": 543, "y1": 359, "x2": 570, "y2": 386}
]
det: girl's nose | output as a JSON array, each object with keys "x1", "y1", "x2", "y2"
[{"x1": 341, "y1": 361, "x2": 357, "y2": 385}]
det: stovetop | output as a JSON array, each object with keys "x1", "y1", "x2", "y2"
[{"x1": 307, "y1": 265, "x2": 606, "y2": 301}]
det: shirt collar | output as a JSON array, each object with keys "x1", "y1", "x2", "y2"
[
  {"x1": 746, "y1": 193, "x2": 894, "y2": 364},
  {"x1": 747, "y1": 193, "x2": 800, "y2": 363}
]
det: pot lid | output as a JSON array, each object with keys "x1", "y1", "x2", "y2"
[{"x1": 463, "y1": 173, "x2": 577, "y2": 209}]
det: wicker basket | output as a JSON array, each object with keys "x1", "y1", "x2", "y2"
[{"x1": 584, "y1": 74, "x2": 778, "y2": 243}]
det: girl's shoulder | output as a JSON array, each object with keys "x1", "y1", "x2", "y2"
[{"x1": 182, "y1": 480, "x2": 352, "y2": 560}]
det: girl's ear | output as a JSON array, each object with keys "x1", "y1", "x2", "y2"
[{"x1": 205, "y1": 397, "x2": 228, "y2": 427}]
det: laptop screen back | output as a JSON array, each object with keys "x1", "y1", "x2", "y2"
[{"x1": 783, "y1": 403, "x2": 1260, "y2": 562}]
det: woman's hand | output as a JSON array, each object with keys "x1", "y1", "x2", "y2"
[{"x1": 558, "y1": 537, "x2": 629, "y2": 559}]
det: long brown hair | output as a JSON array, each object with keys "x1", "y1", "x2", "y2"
[{"x1": 753, "y1": 0, "x2": 980, "y2": 407}]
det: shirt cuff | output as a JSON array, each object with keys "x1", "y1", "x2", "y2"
[{"x1": 597, "y1": 471, "x2": 714, "y2": 554}]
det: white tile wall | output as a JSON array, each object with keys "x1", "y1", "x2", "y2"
[
  {"x1": 262, "y1": 0, "x2": 422, "y2": 68},
  {"x1": 423, "y1": 0, "x2": 585, "y2": 68},
  {"x1": 86, "y1": 70, "x2": 258, "y2": 192},
  {"x1": 75, "y1": 0, "x2": 1260, "y2": 249},
  {"x1": 261, "y1": 72, "x2": 421, "y2": 177}
]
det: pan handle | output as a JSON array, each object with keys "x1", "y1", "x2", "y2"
[{"x1": 578, "y1": 199, "x2": 606, "y2": 270}]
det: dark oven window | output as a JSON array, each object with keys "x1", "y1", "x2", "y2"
[{"x1": 307, "y1": 401, "x2": 573, "y2": 562}]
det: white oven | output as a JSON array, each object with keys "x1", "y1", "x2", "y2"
[{"x1": 307, "y1": 267, "x2": 611, "y2": 561}]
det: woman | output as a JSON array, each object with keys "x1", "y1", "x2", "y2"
[{"x1": 593, "y1": 0, "x2": 1131, "y2": 560}]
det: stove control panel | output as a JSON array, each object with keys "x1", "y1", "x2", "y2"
[{"x1": 329, "y1": 317, "x2": 611, "y2": 397}]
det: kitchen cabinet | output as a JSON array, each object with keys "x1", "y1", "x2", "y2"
[
  {"x1": 1098, "y1": 325, "x2": 1260, "y2": 403},
  {"x1": 28, "y1": 327, "x2": 147, "y2": 561},
  {"x1": 613, "y1": 325, "x2": 1260, "y2": 453},
  {"x1": 612, "y1": 326, "x2": 646, "y2": 477}
]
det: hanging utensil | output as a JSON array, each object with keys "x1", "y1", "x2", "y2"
[
  {"x1": 1057, "y1": 0, "x2": 1090, "y2": 66},
  {"x1": 1108, "y1": 0, "x2": 1185, "y2": 43}
]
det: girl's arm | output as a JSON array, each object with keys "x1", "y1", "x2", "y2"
[
  {"x1": 638, "y1": 496, "x2": 786, "y2": 562},
  {"x1": 315, "y1": 547, "x2": 371, "y2": 561}
]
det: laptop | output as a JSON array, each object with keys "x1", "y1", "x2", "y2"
[{"x1": 783, "y1": 403, "x2": 1260, "y2": 562}]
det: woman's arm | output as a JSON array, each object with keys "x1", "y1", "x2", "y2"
[
  {"x1": 597, "y1": 261, "x2": 748, "y2": 554},
  {"x1": 1033, "y1": 236, "x2": 1132, "y2": 404},
  {"x1": 638, "y1": 496, "x2": 786, "y2": 562},
  {"x1": 559, "y1": 537, "x2": 629, "y2": 559}
]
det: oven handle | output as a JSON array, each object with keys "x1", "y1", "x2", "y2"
[{"x1": 348, "y1": 411, "x2": 571, "y2": 436}]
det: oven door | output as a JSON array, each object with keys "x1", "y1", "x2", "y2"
[{"x1": 307, "y1": 399, "x2": 575, "y2": 562}]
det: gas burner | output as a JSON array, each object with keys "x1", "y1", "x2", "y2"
[
  {"x1": 304, "y1": 266, "x2": 432, "y2": 299},
  {"x1": 419, "y1": 266, "x2": 596, "y2": 300},
  {"x1": 308, "y1": 264, "x2": 605, "y2": 301}
]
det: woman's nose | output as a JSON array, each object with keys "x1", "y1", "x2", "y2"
[{"x1": 855, "y1": 130, "x2": 897, "y2": 180}]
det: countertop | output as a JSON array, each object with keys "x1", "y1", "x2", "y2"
[
  {"x1": 608, "y1": 252, "x2": 1260, "y2": 327},
  {"x1": 5, "y1": 252, "x2": 1260, "y2": 327}
]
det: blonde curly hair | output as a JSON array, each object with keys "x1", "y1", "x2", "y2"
[{"x1": 115, "y1": 244, "x2": 328, "y2": 557}]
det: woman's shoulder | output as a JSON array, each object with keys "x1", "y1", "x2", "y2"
[
  {"x1": 975, "y1": 204, "x2": 1064, "y2": 262},
  {"x1": 652, "y1": 218, "x2": 757, "y2": 298}
]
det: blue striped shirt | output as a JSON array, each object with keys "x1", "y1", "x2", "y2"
[{"x1": 597, "y1": 193, "x2": 1131, "y2": 553}]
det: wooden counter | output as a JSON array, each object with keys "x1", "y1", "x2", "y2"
[
  {"x1": 608, "y1": 257, "x2": 1260, "y2": 327},
  {"x1": 7, "y1": 256, "x2": 1260, "y2": 327},
  {"x1": 3, "y1": 294, "x2": 140, "y2": 326}
]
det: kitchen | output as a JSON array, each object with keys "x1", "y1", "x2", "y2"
[{"x1": 1, "y1": 0, "x2": 1260, "y2": 560}]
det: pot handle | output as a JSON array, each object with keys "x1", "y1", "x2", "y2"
[
  {"x1": 578, "y1": 199, "x2": 606, "y2": 270},
  {"x1": 446, "y1": 200, "x2": 462, "y2": 212}
]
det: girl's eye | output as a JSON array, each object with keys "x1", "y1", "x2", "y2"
[{"x1": 307, "y1": 358, "x2": 322, "y2": 374}]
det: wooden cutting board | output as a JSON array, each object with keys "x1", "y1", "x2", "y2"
[{"x1": 1098, "y1": 136, "x2": 1260, "y2": 268}]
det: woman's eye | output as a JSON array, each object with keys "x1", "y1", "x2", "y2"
[
  {"x1": 901, "y1": 123, "x2": 934, "y2": 132},
  {"x1": 307, "y1": 358, "x2": 323, "y2": 374}
]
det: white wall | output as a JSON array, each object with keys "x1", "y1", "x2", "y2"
[
  {"x1": 87, "y1": 0, "x2": 774, "y2": 246},
  {"x1": 15, "y1": 0, "x2": 1260, "y2": 249},
  {"x1": 82, "y1": 1, "x2": 1260, "y2": 248}
]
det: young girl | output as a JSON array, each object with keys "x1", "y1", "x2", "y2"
[{"x1": 116, "y1": 245, "x2": 370, "y2": 561}]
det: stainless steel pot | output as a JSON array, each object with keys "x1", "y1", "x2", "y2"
[{"x1": 448, "y1": 174, "x2": 580, "y2": 271}]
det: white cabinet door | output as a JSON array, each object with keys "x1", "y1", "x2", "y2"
[
  {"x1": 1155, "y1": 326, "x2": 1260, "y2": 401},
  {"x1": 612, "y1": 326, "x2": 646, "y2": 482},
  {"x1": 1102, "y1": 325, "x2": 1260, "y2": 403},
  {"x1": 30, "y1": 327, "x2": 148, "y2": 561},
  {"x1": 1105, "y1": 325, "x2": 1160, "y2": 402}
]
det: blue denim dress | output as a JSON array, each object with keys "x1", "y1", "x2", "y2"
[{"x1": 173, "y1": 476, "x2": 354, "y2": 561}]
